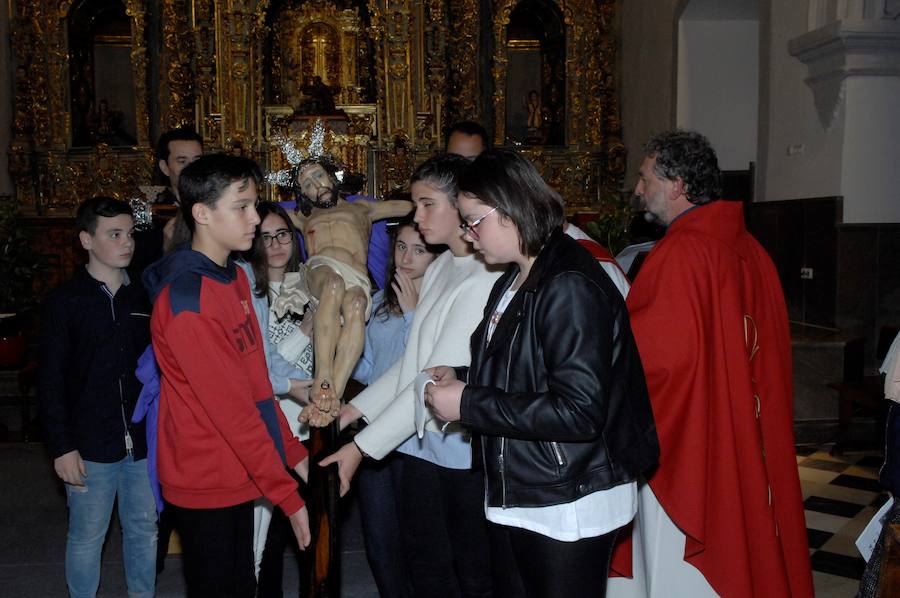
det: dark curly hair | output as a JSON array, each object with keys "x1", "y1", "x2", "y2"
[{"x1": 644, "y1": 130, "x2": 722, "y2": 205}]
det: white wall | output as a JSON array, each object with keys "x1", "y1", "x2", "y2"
[
  {"x1": 677, "y1": 19, "x2": 759, "y2": 171},
  {"x1": 623, "y1": 0, "x2": 900, "y2": 223},
  {"x1": 841, "y1": 76, "x2": 900, "y2": 222},
  {"x1": 759, "y1": 0, "x2": 844, "y2": 203},
  {"x1": 620, "y1": 0, "x2": 682, "y2": 190}
]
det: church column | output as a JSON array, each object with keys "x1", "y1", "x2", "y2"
[{"x1": 0, "y1": 0, "x2": 13, "y2": 196}]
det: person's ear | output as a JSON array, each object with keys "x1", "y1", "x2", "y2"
[
  {"x1": 192, "y1": 202, "x2": 210, "y2": 227},
  {"x1": 669, "y1": 177, "x2": 686, "y2": 202},
  {"x1": 159, "y1": 159, "x2": 171, "y2": 179},
  {"x1": 78, "y1": 230, "x2": 93, "y2": 251}
]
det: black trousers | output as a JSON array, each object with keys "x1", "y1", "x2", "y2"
[
  {"x1": 488, "y1": 522, "x2": 618, "y2": 598},
  {"x1": 156, "y1": 499, "x2": 175, "y2": 573},
  {"x1": 357, "y1": 452, "x2": 412, "y2": 598},
  {"x1": 399, "y1": 454, "x2": 492, "y2": 598},
  {"x1": 170, "y1": 500, "x2": 256, "y2": 598},
  {"x1": 258, "y1": 472, "x2": 310, "y2": 598}
]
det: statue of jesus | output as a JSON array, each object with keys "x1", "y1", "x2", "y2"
[{"x1": 286, "y1": 159, "x2": 412, "y2": 427}]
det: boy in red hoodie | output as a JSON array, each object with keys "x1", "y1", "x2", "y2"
[{"x1": 144, "y1": 154, "x2": 310, "y2": 596}]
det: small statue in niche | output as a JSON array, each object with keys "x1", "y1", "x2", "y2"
[
  {"x1": 86, "y1": 99, "x2": 135, "y2": 146},
  {"x1": 525, "y1": 89, "x2": 546, "y2": 144},
  {"x1": 384, "y1": 134, "x2": 413, "y2": 195},
  {"x1": 415, "y1": 112, "x2": 434, "y2": 144},
  {"x1": 295, "y1": 75, "x2": 339, "y2": 116}
]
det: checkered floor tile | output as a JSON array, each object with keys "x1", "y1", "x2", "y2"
[{"x1": 798, "y1": 446, "x2": 888, "y2": 597}]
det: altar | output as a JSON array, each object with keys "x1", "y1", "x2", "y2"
[{"x1": 8, "y1": 0, "x2": 624, "y2": 218}]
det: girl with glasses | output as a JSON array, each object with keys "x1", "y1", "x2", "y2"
[
  {"x1": 425, "y1": 149, "x2": 659, "y2": 598},
  {"x1": 245, "y1": 200, "x2": 316, "y2": 597}
]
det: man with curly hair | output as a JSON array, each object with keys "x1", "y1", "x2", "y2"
[{"x1": 608, "y1": 130, "x2": 813, "y2": 598}]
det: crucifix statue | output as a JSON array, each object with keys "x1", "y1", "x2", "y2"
[
  {"x1": 267, "y1": 121, "x2": 411, "y2": 596},
  {"x1": 269, "y1": 122, "x2": 411, "y2": 422}
]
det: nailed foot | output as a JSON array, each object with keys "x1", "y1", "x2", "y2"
[{"x1": 304, "y1": 378, "x2": 340, "y2": 427}]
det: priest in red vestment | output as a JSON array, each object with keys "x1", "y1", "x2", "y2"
[{"x1": 608, "y1": 130, "x2": 813, "y2": 598}]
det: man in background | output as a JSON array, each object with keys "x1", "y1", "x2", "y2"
[
  {"x1": 131, "y1": 127, "x2": 203, "y2": 274},
  {"x1": 445, "y1": 121, "x2": 488, "y2": 160}
]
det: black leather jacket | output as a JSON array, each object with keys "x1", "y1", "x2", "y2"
[{"x1": 458, "y1": 231, "x2": 658, "y2": 508}]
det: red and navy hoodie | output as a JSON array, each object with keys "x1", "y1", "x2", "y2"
[{"x1": 144, "y1": 249, "x2": 306, "y2": 516}]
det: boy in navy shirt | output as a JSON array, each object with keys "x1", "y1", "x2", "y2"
[{"x1": 39, "y1": 196, "x2": 157, "y2": 598}]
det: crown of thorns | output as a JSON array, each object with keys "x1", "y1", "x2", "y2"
[{"x1": 266, "y1": 120, "x2": 347, "y2": 190}]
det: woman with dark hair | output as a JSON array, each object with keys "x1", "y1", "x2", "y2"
[
  {"x1": 244, "y1": 200, "x2": 315, "y2": 597},
  {"x1": 350, "y1": 213, "x2": 443, "y2": 598},
  {"x1": 248, "y1": 202, "x2": 303, "y2": 299},
  {"x1": 426, "y1": 149, "x2": 659, "y2": 598},
  {"x1": 352, "y1": 213, "x2": 444, "y2": 384},
  {"x1": 321, "y1": 153, "x2": 502, "y2": 598}
]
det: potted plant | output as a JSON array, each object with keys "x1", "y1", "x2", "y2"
[
  {"x1": 582, "y1": 191, "x2": 634, "y2": 256},
  {"x1": 0, "y1": 197, "x2": 45, "y2": 368}
]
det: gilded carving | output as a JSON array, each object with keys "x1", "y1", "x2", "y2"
[
  {"x1": 9, "y1": 0, "x2": 623, "y2": 218},
  {"x1": 267, "y1": 2, "x2": 366, "y2": 108},
  {"x1": 264, "y1": 113, "x2": 373, "y2": 194},
  {"x1": 221, "y1": 5, "x2": 254, "y2": 141},
  {"x1": 423, "y1": 0, "x2": 447, "y2": 137},
  {"x1": 10, "y1": 0, "x2": 152, "y2": 212},
  {"x1": 491, "y1": 1, "x2": 513, "y2": 146},
  {"x1": 385, "y1": 2, "x2": 412, "y2": 138},
  {"x1": 488, "y1": 0, "x2": 624, "y2": 209},
  {"x1": 415, "y1": 112, "x2": 435, "y2": 144},
  {"x1": 447, "y1": 0, "x2": 479, "y2": 127},
  {"x1": 361, "y1": 0, "x2": 389, "y2": 157},
  {"x1": 10, "y1": 1, "x2": 39, "y2": 205},
  {"x1": 253, "y1": 0, "x2": 382, "y2": 198},
  {"x1": 161, "y1": 0, "x2": 195, "y2": 130},
  {"x1": 125, "y1": 0, "x2": 151, "y2": 146},
  {"x1": 193, "y1": 0, "x2": 219, "y2": 144},
  {"x1": 380, "y1": 131, "x2": 414, "y2": 197}
]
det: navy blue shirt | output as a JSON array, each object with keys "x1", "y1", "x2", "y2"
[{"x1": 38, "y1": 267, "x2": 151, "y2": 462}]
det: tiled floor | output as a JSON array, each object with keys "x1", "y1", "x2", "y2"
[
  {"x1": 797, "y1": 445, "x2": 889, "y2": 597},
  {"x1": 0, "y1": 437, "x2": 887, "y2": 597}
]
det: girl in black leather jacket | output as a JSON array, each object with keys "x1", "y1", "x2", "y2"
[{"x1": 426, "y1": 149, "x2": 658, "y2": 598}]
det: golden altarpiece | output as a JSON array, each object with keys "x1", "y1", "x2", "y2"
[{"x1": 9, "y1": 0, "x2": 624, "y2": 283}]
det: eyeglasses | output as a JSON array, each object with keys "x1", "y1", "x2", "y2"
[
  {"x1": 261, "y1": 229, "x2": 293, "y2": 248},
  {"x1": 459, "y1": 207, "x2": 498, "y2": 241}
]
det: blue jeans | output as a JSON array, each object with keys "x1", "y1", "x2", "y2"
[{"x1": 65, "y1": 455, "x2": 157, "y2": 598}]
